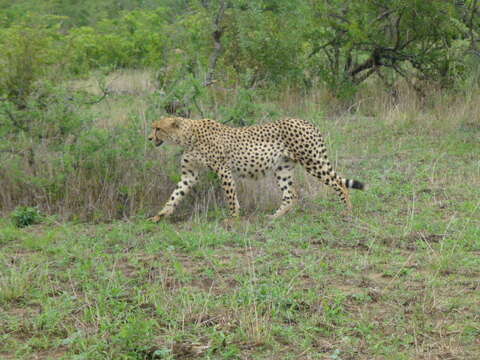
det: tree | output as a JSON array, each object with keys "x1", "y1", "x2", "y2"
[{"x1": 304, "y1": 0, "x2": 469, "y2": 92}]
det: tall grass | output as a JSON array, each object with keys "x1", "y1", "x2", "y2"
[{"x1": 1, "y1": 70, "x2": 478, "y2": 221}]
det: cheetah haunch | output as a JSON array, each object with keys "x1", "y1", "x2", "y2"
[{"x1": 148, "y1": 117, "x2": 364, "y2": 221}]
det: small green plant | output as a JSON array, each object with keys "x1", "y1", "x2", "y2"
[{"x1": 11, "y1": 206, "x2": 42, "y2": 228}]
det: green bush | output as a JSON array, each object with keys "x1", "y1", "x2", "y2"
[
  {"x1": 66, "y1": 9, "x2": 168, "y2": 74},
  {"x1": 0, "y1": 19, "x2": 65, "y2": 108},
  {"x1": 11, "y1": 206, "x2": 42, "y2": 228},
  {"x1": 0, "y1": 82, "x2": 92, "y2": 143}
]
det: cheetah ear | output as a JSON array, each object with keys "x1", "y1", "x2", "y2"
[{"x1": 171, "y1": 117, "x2": 182, "y2": 129}]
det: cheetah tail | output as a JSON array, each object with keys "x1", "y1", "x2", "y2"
[{"x1": 344, "y1": 179, "x2": 365, "y2": 190}]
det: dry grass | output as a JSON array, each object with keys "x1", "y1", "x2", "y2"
[
  {"x1": 69, "y1": 69, "x2": 157, "y2": 96},
  {"x1": 1, "y1": 70, "x2": 479, "y2": 223}
]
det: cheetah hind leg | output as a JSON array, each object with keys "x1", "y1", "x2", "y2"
[
  {"x1": 300, "y1": 159, "x2": 353, "y2": 211},
  {"x1": 270, "y1": 158, "x2": 298, "y2": 219}
]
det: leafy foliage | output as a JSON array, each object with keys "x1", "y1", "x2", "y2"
[
  {"x1": 67, "y1": 8, "x2": 169, "y2": 73},
  {"x1": 0, "y1": 18, "x2": 65, "y2": 108},
  {"x1": 302, "y1": 0, "x2": 475, "y2": 93},
  {"x1": 10, "y1": 206, "x2": 42, "y2": 227},
  {"x1": 1, "y1": 0, "x2": 477, "y2": 93}
]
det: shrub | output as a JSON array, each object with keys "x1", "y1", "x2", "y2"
[
  {"x1": 0, "y1": 19, "x2": 65, "y2": 109},
  {"x1": 11, "y1": 206, "x2": 42, "y2": 228},
  {"x1": 0, "y1": 81, "x2": 92, "y2": 143},
  {"x1": 66, "y1": 9, "x2": 168, "y2": 74}
]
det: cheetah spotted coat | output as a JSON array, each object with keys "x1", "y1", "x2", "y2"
[{"x1": 148, "y1": 117, "x2": 364, "y2": 220}]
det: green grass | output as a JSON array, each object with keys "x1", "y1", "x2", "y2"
[{"x1": 1, "y1": 111, "x2": 479, "y2": 359}]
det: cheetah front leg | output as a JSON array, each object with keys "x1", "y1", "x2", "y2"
[
  {"x1": 271, "y1": 157, "x2": 298, "y2": 219},
  {"x1": 149, "y1": 154, "x2": 199, "y2": 222},
  {"x1": 217, "y1": 166, "x2": 240, "y2": 217}
]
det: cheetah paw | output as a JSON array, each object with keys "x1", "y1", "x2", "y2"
[
  {"x1": 148, "y1": 215, "x2": 161, "y2": 223},
  {"x1": 148, "y1": 214, "x2": 169, "y2": 223}
]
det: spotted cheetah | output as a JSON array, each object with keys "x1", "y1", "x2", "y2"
[{"x1": 148, "y1": 117, "x2": 364, "y2": 221}]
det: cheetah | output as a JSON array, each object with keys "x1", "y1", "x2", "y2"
[{"x1": 148, "y1": 116, "x2": 364, "y2": 221}]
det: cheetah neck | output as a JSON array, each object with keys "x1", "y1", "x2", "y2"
[{"x1": 175, "y1": 120, "x2": 197, "y2": 148}]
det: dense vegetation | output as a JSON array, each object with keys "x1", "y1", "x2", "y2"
[
  {"x1": 1, "y1": 0, "x2": 479, "y2": 95},
  {"x1": 0, "y1": 2, "x2": 479, "y2": 358},
  {"x1": 1, "y1": 0, "x2": 479, "y2": 219}
]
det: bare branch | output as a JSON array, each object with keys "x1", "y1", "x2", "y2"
[
  {"x1": 371, "y1": 9, "x2": 396, "y2": 24},
  {"x1": 204, "y1": 0, "x2": 227, "y2": 87},
  {"x1": 83, "y1": 90, "x2": 109, "y2": 105},
  {"x1": 468, "y1": 0, "x2": 479, "y2": 53},
  {"x1": 392, "y1": 64, "x2": 426, "y2": 98},
  {"x1": 323, "y1": 47, "x2": 336, "y2": 71},
  {"x1": 190, "y1": 95, "x2": 204, "y2": 118},
  {"x1": 0, "y1": 148, "x2": 23, "y2": 155},
  {"x1": 83, "y1": 78, "x2": 111, "y2": 105},
  {"x1": 393, "y1": 12, "x2": 403, "y2": 50},
  {"x1": 352, "y1": 67, "x2": 378, "y2": 84},
  {"x1": 328, "y1": 13, "x2": 350, "y2": 24},
  {"x1": 348, "y1": 51, "x2": 380, "y2": 78},
  {"x1": 308, "y1": 30, "x2": 347, "y2": 59}
]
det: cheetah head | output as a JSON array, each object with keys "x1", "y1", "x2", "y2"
[{"x1": 148, "y1": 117, "x2": 184, "y2": 147}]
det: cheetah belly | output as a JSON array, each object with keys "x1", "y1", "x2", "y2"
[{"x1": 229, "y1": 142, "x2": 286, "y2": 179}]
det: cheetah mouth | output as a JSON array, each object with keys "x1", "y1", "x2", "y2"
[{"x1": 155, "y1": 140, "x2": 164, "y2": 147}]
